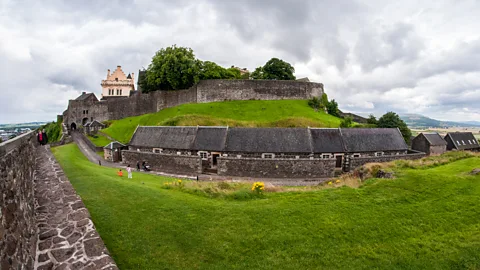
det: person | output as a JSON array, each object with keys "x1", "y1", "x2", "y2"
[
  {"x1": 136, "y1": 161, "x2": 140, "y2": 171},
  {"x1": 117, "y1": 169, "x2": 123, "y2": 177},
  {"x1": 142, "y1": 161, "x2": 151, "y2": 172},
  {"x1": 98, "y1": 160, "x2": 102, "y2": 166},
  {"x1": 127, "y1": 165, "x2": 132, "y2": 179},
  {"x1": 37, "y1": 131, "x2": 43, "y2": 145},
  {"x1": 41, "y1": 129, "x2": 48, "y2": 145}
]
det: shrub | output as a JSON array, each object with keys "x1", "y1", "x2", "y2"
[{"x1": 251, "y1": 182, "x2": 265, "y2": 194}]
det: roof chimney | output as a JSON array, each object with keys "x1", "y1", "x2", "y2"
[
  {"x1": 107, "y1": 69, "x2": 110, "y2": 78},
  {"x1": 82, "y1": 92, "x2": 86, "y2": 95}
]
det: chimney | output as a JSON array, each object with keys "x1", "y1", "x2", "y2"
[
  {"x1": 107, "y1": 69, "x2": 110, "y2": 78},
  {"x1": 82, "y1": 92, "x2": 86, "y2": 95},
  {"x1": 131, "y1": 73, "x2": 135, "y2": 87}
]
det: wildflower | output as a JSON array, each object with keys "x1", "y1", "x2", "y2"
[
  {"x1": 251, "y1": 182, "x2": 265, "y2": 193},
  {"x1": 178, "y1": 180, "x2": 182, "y2": 183},
  {"x1": 335, "y1": 179, "x2": 341, "y2": 183},
  {"x1": 328, "y1": 181, "x2": 333, "y2": 185}
]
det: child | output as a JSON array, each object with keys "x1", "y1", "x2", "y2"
[
  {"x1": 117, "y1": 169, "x2": 123, "y2": 177},
  {"x1": 127, "y1": 165, "x2": 132, "y2": 179}
]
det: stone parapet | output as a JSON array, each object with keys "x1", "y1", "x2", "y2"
[{"x1": 122, "y1": 150, "x2": 202, "y2": 175}]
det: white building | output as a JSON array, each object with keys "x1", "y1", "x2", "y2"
[{"x1": 101, "y1": 66, "x2": 135, "y2": 99}]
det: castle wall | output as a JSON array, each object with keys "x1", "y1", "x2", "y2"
[
  {"x1": 217, "y1": 157, "x2": 336, "y2": 178},
  {"x1": 349, "y1": 151, "x2": 426, "y2": 169},
  {"x1": 0, "y1": 132, "x2": 37, "y2": 269},
  {"x1": 64, "y1": 80, "x2": 324, "y2": 128}
]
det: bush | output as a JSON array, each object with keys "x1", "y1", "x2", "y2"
[
  {"x1": 308, "y1": 97, "x2": 322, "y2": 110},
  {"x1": 340, "y1": 116, "x2": 353, "y2": 128}
]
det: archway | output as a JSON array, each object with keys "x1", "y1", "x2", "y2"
[
  {"x1": 70, "y1": 122, "x2": 77, "y2": 130},
  {"x1": 82, "y1": 118, "x2": 88, "y2": 125}
]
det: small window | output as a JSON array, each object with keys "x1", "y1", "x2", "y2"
[
  {"x1": 457, "y1": 141, "x2": 460, "y2": 145},
  {"x1": 236, "y1": 155, "x2": 242, "y2": 158},
  {"x1": 322, "y1": 154, "x2": 331, "y2": 159},
  {"x1": 375, "y1": 152, "x2": 383, "y2": 157},
  {"x1": 462, "y1": 140, "x2": 466, "y2": 145},
  {"x1": 199, "y1": 152, "x2": 208, "y2": 159},
  {"x1": 120, "y1": 89, "x2": 123, "y2": 95},
  {"x1": 153, "y1": 148, "x2": 161, "y2": 154},
  {"x1": 353, "y1": 154, "x2": 360, "y2": 158},
  {"x1": 177, "y1": 152, "x2": 182, "y2": 155},
  {"x1": 468, "y1": 140, "x2": 472, "y2": 144},
  {"x1": 295, "y1": 156, "x2": 300, "y2": 159},
  {"x1": 262, "y1": 153, "x2": 275, "y2": 159},
  {"x1": 115, "y1": 78, "x2": 118, "y2": 82}
]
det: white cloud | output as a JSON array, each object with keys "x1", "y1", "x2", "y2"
[{"x1": 0, "y1": 0, "x2": 479, "y2": 123}]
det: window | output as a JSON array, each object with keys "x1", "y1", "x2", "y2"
[
  {"x1": 462, "y1": 140, "x2": 466, "y2": 145},
  {"x1": 198, "y1": 152, "x2": 208, "y2": 160},
  {"x1": 115, "y1": 78, "x2": 118, "y2": 82},
  {"x1": 108, "y1": 89, "x2": 111, "y2": 95},
  {"x1": 262, "y1": 153, "x2": 275, "y2": 159},
  {"x1": 116, "y1": 89, "x2": 119, "y2": 95},
  {"x1": 375, "y1": 152, "x2": 384, "y2": 157},
  {"x1": 322, "y1": 154, "x2": 331, "y2": 159},
  {"x1": 153, "y1": 148, "x2": 162, "y2": 154},
  {"x1": 236, "y1": 155, "x2": 242, "y2": 158},
  {"x1": 457, "y1": 141, "x2": 460, "y2": 145},
  {"x1": 353, "y1": 154, "x2": 361, "y2": 158},
  {"x1": 177, "y1": 151, "x2": 182, "y2": 155},
  {"x1": 120, "y1": 89, "x2": 123, "y2": 95},
  {"x1": 86, "y1": 110, "x2": 88, "y2": 114}
]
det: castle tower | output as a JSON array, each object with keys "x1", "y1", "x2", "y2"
[{"x1": 101, "y1": 66, "x2": 135, "y2": 99}]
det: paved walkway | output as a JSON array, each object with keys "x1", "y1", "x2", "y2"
[{"x1": 34, "y1": 146, "x2": 118, "y2": 270}]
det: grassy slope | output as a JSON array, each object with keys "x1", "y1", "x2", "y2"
[
  {"x1": 87, "y1": 134, "x2": 112, "y2": 147},
  {"x1": 52, "y1": 144, "x2": 480, "y2": 270},
  {"x1": 102, "y1": 100, "x2": 342, "y2": 143}
]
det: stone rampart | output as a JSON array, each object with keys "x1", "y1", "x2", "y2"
[
  {"x1": 122, "y1": 150, "x2": 202, "y2": 175},
  {"x1": 65, "y1": 79, "x2": 323, "y2": 128},
  {"x1": 349, "y1": 152, "x2": 426, "y2": 169},
  {"x1": 217, "y1": 157, "x2": 336, "y2": 178},
  {"x1": 0, "y1": 132, "x2": 37, "y2": 269}
]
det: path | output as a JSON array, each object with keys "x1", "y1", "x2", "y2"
[{"x1": 34, "y1": 146, "x2": 118, "y2": 270}]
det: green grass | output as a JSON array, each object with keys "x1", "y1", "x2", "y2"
[
  {"x1": 102, "y1": 100, "x2": 342, "y2": 143},
  {"x1": 87, "y1": 134, "x2": 112, "y2": 147},
  {"x1": 52, "y1": 144, "x2": 480, "y2": 269}
]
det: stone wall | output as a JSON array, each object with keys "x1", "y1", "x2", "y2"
[
  {"x1": 0, "y1": 132, "x2": 37, "y2": 269},
  {"x1": 349, "y1": 152, "x2": 426, "y2": 169},
  {"x1": 430, "y1": 145, "x2": 447, "y2": 156},
  {"x1": 122, "y1": 150, "x2": 202, "y2": 175},
  {"x1": 65, "y1": 79, "x2": 323, "y2": 128},
  {"x1": 217, "y1": 157, "x2": 336, "y2": 178}
]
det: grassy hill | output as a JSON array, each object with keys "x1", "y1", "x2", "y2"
[
  {"x1": 102, "y1": 100, "x2": 343, "y2": 143},
  {"x1": 52, "y1": 144, "x2": 480, "y2": 269}
]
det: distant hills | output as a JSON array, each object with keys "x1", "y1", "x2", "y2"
[
  {"x1": 0, "y1": 122, "x2": 47, "y2": 129},
  {"x1": 400, "y1": 114, "x2": 480, "y2": 128}
]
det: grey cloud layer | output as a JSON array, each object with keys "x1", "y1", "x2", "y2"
[{"x1": 0, "y1": 0, "x2": 479, "y2": 123}]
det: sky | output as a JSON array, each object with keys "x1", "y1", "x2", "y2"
[{"x1": 1, "y1": 0, "x2": 479, "y2": 124}]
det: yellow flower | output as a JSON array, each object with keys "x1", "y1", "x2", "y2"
[
  {"x1": 178, "y1": 180, "x2": 182, "y2": 183},
  {"x1": 335, "y1": 179, "x2": 341, "y2": 183},
  {"x1": 328, "y1": 181, "x2": 333, "y2": 185}
]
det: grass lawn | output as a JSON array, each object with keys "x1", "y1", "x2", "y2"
[
  {"x1": 52, "y1": 144, "x2": 480, "y2": 269},
  {"x1": 102, "y1": 100, "x2": 342, "y2": 143},
  {"x1": 87, "y1": 134, "x2": 112, "y2": 147}
]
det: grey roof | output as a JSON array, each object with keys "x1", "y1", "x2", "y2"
[
  {"x1": 75, "y1": 93, "x2": 97, "y2": 101},
  {"x1": 84, "y1": 122, "x2": 91, "y2": 127},
  {"x1": 310, "y1": 128, "x2": 345, "y2": 153},
  {"x1": 340, "y1": 128, "x2": 408, "y2": 152},
  {"x1": 90, "y1": 120, "x2": 105, "y2": 127},
  {"x1": 104, "y1": 141, "x2": 126, "y2": 149},
  {"x1": 224, "y1": 127, "x2": 311, "y2": 153},
  {"x1": 129, "y1": 126, "x2": 197, "y2": 149},
  {"x1": 127, "y1": 73, "x2": 132, "y2": 79},
  {"x1": 296, "y1": 77, "x2": 310, "y2": 82},
  {"x1": 192, "y1": 127, "x2": 227, "y2": 151},
  {"x1": 422, "y1": 133, "x2": 447, "y2": 146},
  {"x1": 445, "y1": 132, "x2": 480, "y2": 150}
]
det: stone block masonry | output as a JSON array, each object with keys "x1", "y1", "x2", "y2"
[
  {"x1": 122, "y1": 150, "x2": 202, "y2": 175},
  {"x1": 217, "y1": 157, "x2": 336, "y2": 178},
  {"x1": 34, "y1": 146, "x2": 117, "y2": 269},
  {"x1": 0, "y1": 132, "x2": 37, "y2": 270},
  {"x1": 349, "y1": 152, "x2": 426, "y2": 170}
]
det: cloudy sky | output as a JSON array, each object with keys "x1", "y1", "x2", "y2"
[{"x1": 1, "y1": 0, "x2": 479, "y2": 124}]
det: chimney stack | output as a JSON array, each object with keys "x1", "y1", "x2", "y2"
[
  {"x1": 107, "y1": 69, "x2": 110, "y2": 78},
  {"x1": 82, "y1": 92, "x2": 86, "y2": 95}
]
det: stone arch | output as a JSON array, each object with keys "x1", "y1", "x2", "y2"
[
  {"x1": 70, "y1": 122, "x2": 77, "y2": 130},
  {"x1": 82, "y1": 118, "x2": 88, "y2": 125}
]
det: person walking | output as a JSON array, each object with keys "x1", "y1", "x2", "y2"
[
  {"x1": 127, "y1": 165, "x2": 133, "y2": 179},
  {"x1": 136, "y1": 161, "x2": 140, "y2": 171},
  {"x1": 37, "y1": 131, "x2": 43, "y2": 145},
  {"x1": 41, "y1": 129, "x2": 48, "y2": 145}
]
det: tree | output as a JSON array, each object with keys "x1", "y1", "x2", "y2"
[
  {"x1": 326, "y1": 99, "x2": 340, "y2": 117},
  {"x1": 251, "y1": 58, "x2": 295, "y2": 80},
  {"x1": 200, "y1": 61, "x2": 231, "y2": 80},
  {"x1": 144, "y1": 45, "x2": 200, "y2": 92},
  {"x1": 320, "y1": 93, "x2": 329, "y2": 108},
  {"x1": 367, "y1": 114, "x2": 378, "y2": 126},
  {"x1": 340, "y1": 116, "x2": 353, "y2": 128},
  {"x1": 308, "y1": 97, "x2": 321, "y2": 111},
  {"x1": 377, "y1": 112, "x2": 412, "y2": 144}
]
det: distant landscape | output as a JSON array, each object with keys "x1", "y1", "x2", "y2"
[
  {"x1": 0, "y1": 122, "x2": 47, "y2": 142},
  {"x1": 400, "y1": 114, "x2": 480, "y2": 128}
]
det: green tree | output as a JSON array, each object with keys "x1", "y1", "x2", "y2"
[
  {"x1": 308, "y1": 97, "x2": 321, "y2": 111},
  {"x1": 340, "y1": 116, "x2": 353, "y2": 128},
  {"x1": 326, "y1": 99, "x2": 340, "y2": 117},
  {"x1": 377, "y1": 112, "x2": 412, "y2": 144},
  {"x1": 250, "y1": 66, "x2": 264, "y2": 79},
  {"x1": 144, "y1": 45, "x2": 200, "y2": 92},
  {"x1": 367, "y1": 114, "x2": 378, "y2": 126},
  {"x1": 320, "y1": 93, "x2": 329, "y2": 108},
  {"x1": 226, "y1": 67, "x2": 242, "y2": 79},
  {"x1": 200, "y1": 61, "x2": 229, "y2": 80}
]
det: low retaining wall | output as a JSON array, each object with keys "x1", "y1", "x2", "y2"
[
  {"x1": 122, "y1": 150, "x2": 202, "y2": 175},
  {"x1": 349, "y1": 152, "x2": 426, "y2": 169},
  {"x1": 217, "y1": 157, "x2": 336, "y2": 178},
  {"x1": 0, "y1": 132, "x2": 37, "y2": 269},
  {"x1": 73, "y1": 132, "x2": 103, "y2": 152}
]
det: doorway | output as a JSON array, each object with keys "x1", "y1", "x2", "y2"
[
  {"x1": 70, "y1": 122, "x2": 77, "y2": 130},
  {"x1": 335, "y1": 155, "x2": 343, "y2": 168},
  {"x1": 211, "y1": 153, "x2": 220, "y2": 168}
]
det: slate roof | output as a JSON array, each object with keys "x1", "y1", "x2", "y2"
[
  {"x1": 310, "y1": 128, "x2": 345, "y2": 153},
  {"x1": 192, "y1": 127, "x2": 227, "y2": 151},
  {"x1": 224, "y1": 128, "x2": 311, "y2": 153},
  {"x1": 340, "y1": 128, "x2": 408, "y2": 152},
  {"x1": 90, "y1": 120, "x2": 105, "y2": 127},
  {"x1": 422, "y1": 133, "x2": 447, "y2": 146},
  {"x1": 75, "y1": 93, "x2": 97, "y2": 101},
  {"x1": 84, "y1": 122, "x2": 91, "y2": 127},
  {"x1": 129, "y1": 126, "x2": 197, "y2": 149},
  {"x1": 127, "y1": 73, "x2": 132, "y2": 79},
  {"x1": 445, "y1": 132, "x2": 480, "y2": 150},
  {"x1": 104, "y1": 141, "x2": 126, "y2": 149}
]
